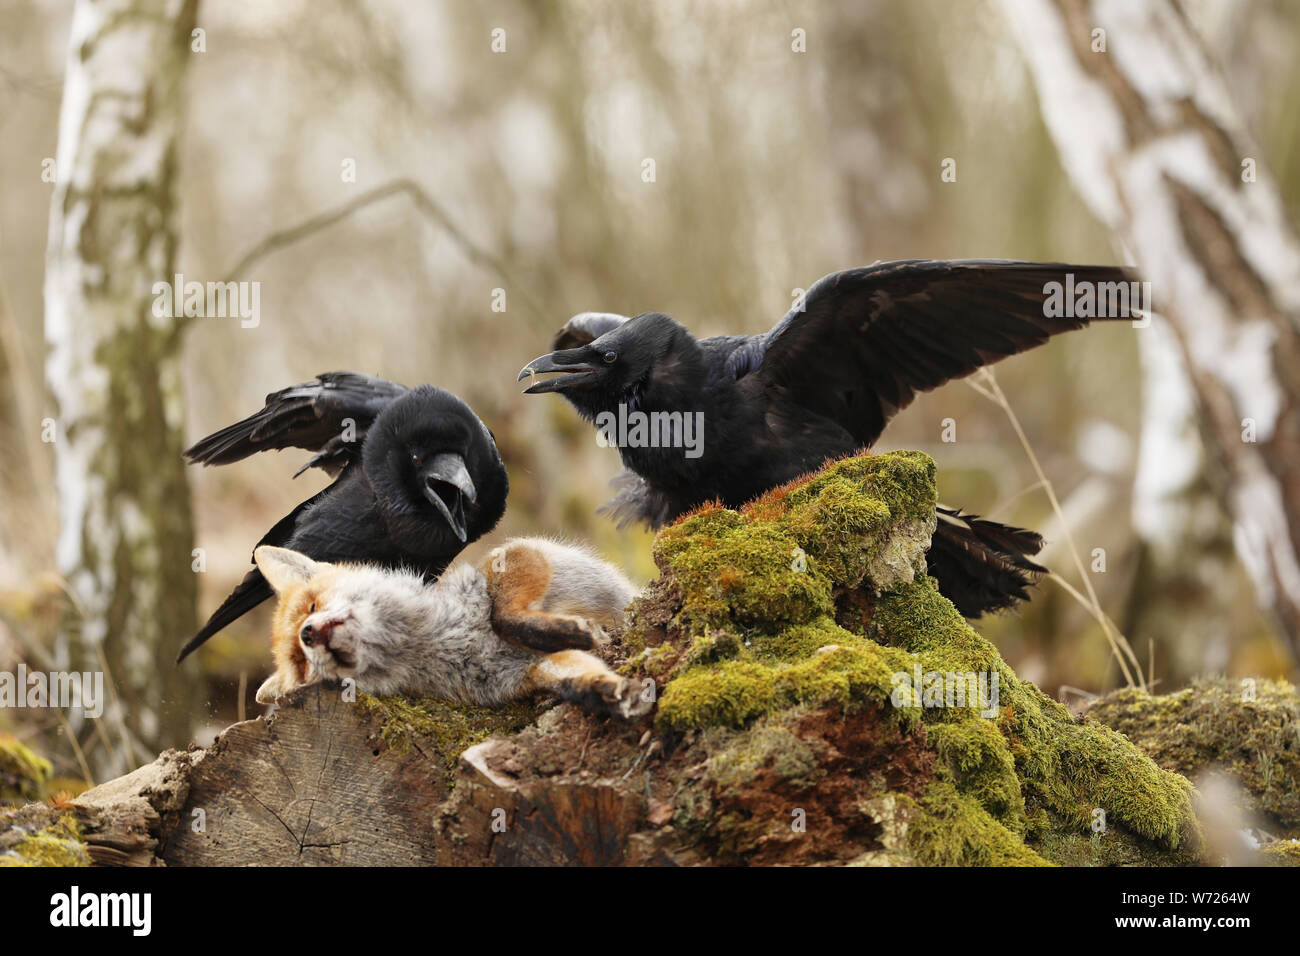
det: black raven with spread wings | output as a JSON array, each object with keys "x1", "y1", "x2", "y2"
[
  {"x1": 177, "y1": 373, "x2": 508, "y2": 661},
  {"x1": 518, "y1": 259, "x2": 1137, "y2": 617}
]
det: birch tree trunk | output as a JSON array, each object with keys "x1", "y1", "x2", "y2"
[
  {"x1": 1000, "y1": 0, "x2": 1300, "y2": 660},
  {"x1": 44, "y1": 0, "x2": 202, "y2": 776}
]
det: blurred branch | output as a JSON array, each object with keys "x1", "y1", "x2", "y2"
[
  {"x1": 0, "y1": 63, "x2": 61, "y2": 99},
  {"x1": 176, "y1": 178, "x2": 544, "y2": 343}
]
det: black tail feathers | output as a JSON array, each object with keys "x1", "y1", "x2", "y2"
[
  {"x1": 175, "y1": 568, "x2": 273, "y2": 662},
  {"x1": 926, "y1": 505, "x2": 1047, "y2": 617}
]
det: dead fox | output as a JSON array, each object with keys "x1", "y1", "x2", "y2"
[{"x1": 253, "y1": 538, "x2": 653, "y2": 719}]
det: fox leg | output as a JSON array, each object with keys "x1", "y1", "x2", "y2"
[
  {"x1": 495, "y1": 610, "x2": 605, "y2": 652},
  {"x1": 484, "y1": 542, "x2": 605, "y2": 652},
  {"x1": 527, "y1": 650, "x2": 654, "y2": 719}
]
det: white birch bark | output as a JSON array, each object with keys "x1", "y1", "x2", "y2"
[
  {"x1": 44, "y1": 0, "x2": 201, "y2": 774},
  {"x1": 1000, "y1": 0, "x2": 1300, "y2": 659}
]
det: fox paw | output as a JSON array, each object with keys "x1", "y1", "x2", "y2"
[
  {"x1": 580, "y1": 617, "x2": 611, "y2": 647},
  {"x1": 557, "y1": 615, "x2": 607, "y2": 651},
  {"x1": 600, "y1": 676, "x2": 655, "y2": 720}
]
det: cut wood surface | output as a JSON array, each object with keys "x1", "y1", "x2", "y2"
[{"x1": 163, "y1": 686, "x2": 448, "y2": 866}]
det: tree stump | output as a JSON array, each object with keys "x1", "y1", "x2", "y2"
[{"x1": 163, "y1": 685, "x2": 452, "y2": 866}]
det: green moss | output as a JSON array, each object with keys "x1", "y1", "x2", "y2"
[
  {"x1": 658, "y1": 661, "x2": 783, "y2": 729},
  {"x1": 1025, "y1": 813, "x2": 1195, "y2": 866},
  {"x1": 658, "y1": 637, "x2": 915, "y2": 731},
  {"x1": 870, "y1": 574, "x2": 1003, "y2": 673},
  {"x1": 357, "y1": 693, "x2": 539, "y2": 783},
  {"x1": 927, "y1": 720, "x2": 1024, "y2": 829},
  {"x1": 1050, "y1": 722, "x2": 1196, "y2": 848},
  {"x1": 784, "y1": 451, "x2": 937, "y2": 587},
  {"x1": 1086, "y1": 678, "x2": 1300, "y2": 832},
  {"x1": 640, "y1": 643, "x2": 682, "y2": 677},
  {"x1": 649, "y1": 453, "x2": 943, "y2": 732},
  {"x1": 0, "y1": 735, "x2": 52, "y2": 805},
  {"x1": 656, "y1": 511, "x2": 834, "y2": 632},
  {"x1": 1259, "y1": 841, "x2": 1300, "y2": 866},
  {"x1": 630, "y1": 450, "x2": 1201, "y2": 865},
  {"x1": 875, "y1": 579, "x2": 1197, "y2": 854},
  {"x1": 777, "y1": 450, "x2": 937, "y2": 527},
  {"x1": 747, "y1": 620, "x2": 846, "y2": 661},
  {"x1": 652, "y1": 452, "x2": 938, "y2": 640},
  {"x1": 909, "y1": 782, "x2": 1050, "y2": 866},
  {"x1": 0, "y1": 814, "x2": 88, "y2": 868},
  {"x1": 680, "y1": 628, "x2": 745, "y2": 668}
]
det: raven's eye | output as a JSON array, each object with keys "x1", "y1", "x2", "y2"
[
  {"x1": 410, "y1": 452, "x2": 422, "y2": 468},
  {"x1": 603, "y1": 350, "x2": 617, "y2": 364}
]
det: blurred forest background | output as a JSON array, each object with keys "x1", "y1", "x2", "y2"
[{"x1": 2, "y1": 0, "x2": 1299, "y2": 786}]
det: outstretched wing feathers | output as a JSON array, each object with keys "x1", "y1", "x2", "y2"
[
  {"x1": 184, "y1": 371, "x2": 408, "y2": 476},
  {"x1": 754, "y1": 260, "x2": 1136, "y2": 447}
]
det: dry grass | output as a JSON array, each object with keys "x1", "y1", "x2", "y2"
[{"x1": 968, "y1": 367, "x2": 1145, "y2": 690}]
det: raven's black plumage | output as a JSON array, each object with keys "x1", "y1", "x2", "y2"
[
  {"x1": 177, "y1": 374, "x2": 508, "y2": 661},
  {"x1": 519, "y1": 259, "x2": 1137, "y2": 616}
]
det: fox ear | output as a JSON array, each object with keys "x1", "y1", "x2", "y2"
[
  {"x1": 254, "y1": 546, "x2": 323, "y2": 593},
  {"x1": 255, "y1": 671, "x2": 293, "y2": 704}
]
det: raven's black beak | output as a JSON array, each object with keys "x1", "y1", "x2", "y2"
[
  {"x1": 420, "y1": 452, "x2": 475, "y2": 543},
  {"x1": 517, "y1": 349, "x2": 600, "y2": 394}
]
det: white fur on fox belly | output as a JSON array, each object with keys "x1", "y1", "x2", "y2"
[{"x1": 309, "y1": 563, "x2": 538, "y2": 705}]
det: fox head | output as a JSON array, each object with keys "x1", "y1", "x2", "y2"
[{"x1": 253, "y1": 546, "x2": 416, "y2": 704}]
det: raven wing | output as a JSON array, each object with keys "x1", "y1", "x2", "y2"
[
  {"x1": 751, "y1": 260, "x2": 1138, "y2": 447},
  {"x1": 184, "y1": 371, "x2": 408, "y2": 477},
  {"x1": 551, "y1": 312, "x2": 632, "y2": 350}
]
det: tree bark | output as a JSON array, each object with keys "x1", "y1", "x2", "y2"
[
  {"x1": 44, "y1": 0, "x2": 202, "y2": 776},
  {"x1": 1000, "y1": 0, "x2": 1300, "y2": 659}
]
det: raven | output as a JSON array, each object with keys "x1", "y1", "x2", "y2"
[
  {"x1": 176, "y1": 372, "x2": 508, "y2": 662},
  {"x1": 518, "y1": 259, "x2": 1138, "y2": 617}
]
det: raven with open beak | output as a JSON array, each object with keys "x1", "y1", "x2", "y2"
[{"x1": 519, "y1": 260, "x2": 1142, "y2": 617}]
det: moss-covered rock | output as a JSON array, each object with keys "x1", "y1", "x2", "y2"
[
  {"x1": 620, "y1": 450, "x2": 1202, "y2": 866},
  {"x1": 1085, "y1": 678, "x2": 1300, "y2": 833},
  {"x1": 643, "y1": 451, "x2": 935, "y2": 647}
]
